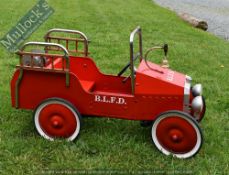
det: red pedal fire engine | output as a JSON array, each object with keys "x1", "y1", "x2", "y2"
[{"x1": 11, "y1": 27, "x2": 206, "y2": 158}]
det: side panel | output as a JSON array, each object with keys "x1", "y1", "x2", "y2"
[
  {"x1": 11, "y1": 69, "x2": 92, "y2": 114},
  {"x1": 134, "y1": 72, "x2": 184, "y2": 120},
  {"x1": 69, "y1": 56, "x2": 101, "y2": 81},
  {"x1": 11, "y1": 69, "x2": 20, "y2": 107},
  {"x1": 10, "y1": 63, "x2": 185, "y2": 121},
  {"x1": 10, "y1": 69, "x2": 137, "y2": 119},
  {"x1": 133, "y1": 94, "x2": 184, "y2": 120},
  {"x1": 70, "y1": 57, "x2": 132, "y2": 94}
]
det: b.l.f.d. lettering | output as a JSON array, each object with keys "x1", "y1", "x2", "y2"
[{"x1": 95, "y1": 95, "x2": 126, "y2": 105}]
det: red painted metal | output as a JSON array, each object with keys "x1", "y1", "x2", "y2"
[
  {"x1": 10, "y1": 27, "x2": 206, "y2": 158},
  {"x1": 11, "y1": 28, "x2": 192, "y2": 121},
  {"x1": 10, "y1": 27, "x2": 206, "y2": 121},
  {"x1": 156, "y1": 116, "x2": 197, "y2": 153},
  {"x1": 39, "y1": 103, "x2": 77, "y2": 137},
  {"x1": 11, "y1": 56, "x2": 185, "y2": 121}
]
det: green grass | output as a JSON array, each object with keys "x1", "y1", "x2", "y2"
[{"x1": 0, "y1": 0, "x2": 229, "y2": 174}]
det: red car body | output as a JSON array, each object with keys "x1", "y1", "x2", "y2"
[
  {"x1": 11, "y1": 56, "x2": 188, "y2": 120},
  {"x1": 10, "y1": 27, "x2": 206, "y2": 158}
]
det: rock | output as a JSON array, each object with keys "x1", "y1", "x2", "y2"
[{"x1": 178, "y1": 12, "x2": 208, "y2": 31}]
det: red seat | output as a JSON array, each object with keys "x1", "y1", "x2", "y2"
[{"x1": 45, "y1": 57, "x2": 63, "y2": 69}]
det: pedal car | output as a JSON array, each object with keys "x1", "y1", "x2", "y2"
[{"x1": 11, "y1": 27, "x2": 206, "y2": 158}]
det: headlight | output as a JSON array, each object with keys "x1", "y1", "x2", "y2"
[
  {"x1": 191, "y1": 96, "x2": 203, "y2": 113},
  {"x1": 192, "y1": 84, "x2": 202, "y2": 97}
]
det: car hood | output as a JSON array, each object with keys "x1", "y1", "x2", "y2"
[{"x1": 135, "y1": 60, "x2": 186, "y2": 95}]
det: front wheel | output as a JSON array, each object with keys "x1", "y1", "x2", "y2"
[
  {"x1": 34, "y1": 98, "x2": 82, "y2": 141},
  {"x1": 151, "y1": 110, "x2": 203, "y2": 159}
]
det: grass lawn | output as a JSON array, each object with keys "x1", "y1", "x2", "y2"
[{"x1": 0, "y1": 0, "x2": 228, "y2": 174}]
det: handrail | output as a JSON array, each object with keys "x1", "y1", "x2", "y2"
[
  {"x1": 44, "y1": 28, "x2": 89, "y2": 56},
  {"x1": 129, "y1": 26, "x2": 143, "y2": 94},
  {"x1": 20, "y1": 41, "x2": 69, "y2": 56},
  {"x1": 18, "y1": 41, "x2": 70, "y2": 87}
]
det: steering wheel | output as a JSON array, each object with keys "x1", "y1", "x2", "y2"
[
  {"x1": 117, "y1": 61, "x2": 131, "y2": 83},
  {"x1": 117, "y1": 61, "x2": 133, "y2": 84},
  {"x1": 118, "y1": 52, "x2": 141, "y2": 83},
  {"x1": 117, "y1": 61, "x2": 137, "y2": 83},
  {"x1": 117, "y1": 61, "x2": 131, "y2": 77},
  {"x1": 117, "y1": 52, "x2": 140, "y2": 77}
]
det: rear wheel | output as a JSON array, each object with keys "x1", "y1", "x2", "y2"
[
  {"x1": 34, "y1": 98, "x2": 81, "y2": 141},
  {"x1": 151, "y1": 111, "x2": 203, "y2": 159}
]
